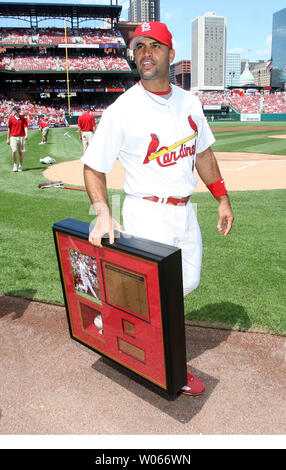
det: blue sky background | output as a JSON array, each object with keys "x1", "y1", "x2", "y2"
[{"x1": 2, "y1": 0, "x2": 286, "y2": 63}]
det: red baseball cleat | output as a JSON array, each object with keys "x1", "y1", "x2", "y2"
[{"x1": 180, "y1": 372, "x2": 205, "y2": 396}]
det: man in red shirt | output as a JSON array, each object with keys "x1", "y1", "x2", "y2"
[
  {"x1": 78, "y1": 105, "x2": 96, "y2": 153},
  {"x1": 7, "y1": 106, "x2": 28, "y2": 172},
  {"x1": 38, "y1": 117, "x2": 49, "y2": 145}
]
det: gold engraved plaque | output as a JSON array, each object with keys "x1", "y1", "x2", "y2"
[
  {"x1": 118, "y1": 337, "x2": 145, "y2": 363},
  {"x1": 103, "y1": 263, "x2": 148, "y2": 319}
]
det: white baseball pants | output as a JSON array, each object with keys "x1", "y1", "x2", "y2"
[{"x1": 122, "y1": 195, "x2": 202, "y2": 296}]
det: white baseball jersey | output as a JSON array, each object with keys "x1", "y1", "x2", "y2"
[{"x1": 81, "y1": 82, "x2": 215, "y2": 198}]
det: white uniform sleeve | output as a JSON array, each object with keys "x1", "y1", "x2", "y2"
[
  {"x1": 81, "y1": 106, "x2": 123, "y2": 173},
  {"x1": 190, "y1": 95, "x2": 215, "y2": 154},
  {"x1": 196, "y1": 115, "x2": 216, "y2": 154}
]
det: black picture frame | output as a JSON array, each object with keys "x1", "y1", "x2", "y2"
[{"x1": 53, "y1": 218, "x2": 187, "y2": 398}]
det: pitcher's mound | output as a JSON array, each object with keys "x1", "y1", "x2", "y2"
[{"x1": 43, "y1": 159, "x2": 125, "y2": 190}]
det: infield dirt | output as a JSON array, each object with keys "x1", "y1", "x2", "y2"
[
  {"x1": 43, "y1": 150, "x2": 286, "y2": 192},
  {"x1": 1, "y1": 294, "x2": 286, "y2": 435}
]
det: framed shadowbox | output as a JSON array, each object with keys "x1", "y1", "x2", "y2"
[{"x1": 53, "y1": 218, "x2": 187, "y2": 398}]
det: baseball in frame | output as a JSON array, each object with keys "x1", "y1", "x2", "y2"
[{"x1": 93, "y1": 314, "x2": 103, "y2": 333}]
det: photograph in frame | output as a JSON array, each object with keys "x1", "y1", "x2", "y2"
[{"x1": 69, "y1": 248, "x2": 102, "y2": 305}]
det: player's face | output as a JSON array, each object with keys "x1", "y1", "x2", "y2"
[{"x1": 134, "y1": 38, "x2": 175, "y2": 87}]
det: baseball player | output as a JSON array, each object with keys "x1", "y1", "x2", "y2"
[
  {"x1": 81, "y1": 22, "x2": 234, "y2": 396},
  {"x1": 38, "y1": 117, "x2": 49, "y2": 144},
  {"x1": 78, "y1": 258, "x2": 99, "y2": 301},
  {"x1": 7, "y1": 105, "x2": 28, "y2": 172},
  {"x1": 78, "y1": 105, "x2": 96, "y2": 153}
]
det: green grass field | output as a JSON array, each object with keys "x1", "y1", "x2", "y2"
[
  {"x1": 210, "y1": 121, "x2": 286, "y2": 155},
  {"x1": 0, "y1": 123, "x2": 285, "y2": 335}
]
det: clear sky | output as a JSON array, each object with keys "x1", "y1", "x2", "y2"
[
  {"x1": 2, "y1": 0, "x2": 286, "y2": 63},
  {"x1": 119, "y1": 0, "x2": 286, "y2": 63}
]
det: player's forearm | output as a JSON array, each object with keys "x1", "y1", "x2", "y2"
[
  {"x1": 196, "y1": 147, "x2": 231, "y2": 202},
  {"x1": 196, "y1": 147, "x2": 234, "y2": 235},
  {"x1": 195, "y1": 147, "x2": 222, "y2": 185},
  {"x1": 83, "y1": 164, "x2": 110, "y2": 215}
]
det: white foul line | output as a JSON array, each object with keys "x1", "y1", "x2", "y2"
[
  {"x1": 235, "y1": 162, "x2": 257, "y2": 171},
  {"x1": 221, "y1": 160, "x2": 286, "y2": 172}
]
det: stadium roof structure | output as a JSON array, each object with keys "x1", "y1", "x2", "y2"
[{"x1": 0, "y1": 2, "x2": 122, "y2": 28}]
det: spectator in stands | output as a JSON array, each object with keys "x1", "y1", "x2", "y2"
[
  {"x1": 7, "y1": 105, "x2": 28, "y2": 172},
  {"x1": 78, "y1": 104, "x2": 96, "y2": 153},
  {"x1": 38, "y1": 116, "x2": 49, "y2": 144}
]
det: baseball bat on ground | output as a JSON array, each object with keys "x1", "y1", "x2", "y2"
[{"x1": 38, "y1": 181, "x2": 87, "y2": 191}]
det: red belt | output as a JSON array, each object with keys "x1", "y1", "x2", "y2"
[{"x1": 142, "y1": 195, "x2": 190, "y2": 206}]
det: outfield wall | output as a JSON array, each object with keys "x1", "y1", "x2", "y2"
[
  {"x1": 241, "y1": 113, "x2": 286, "y2": 122},
  {"x1": 261, "y1": 113, "x2": 286, "y2": 121},
  {"x1": 203, "y1": 108, "x2": 240, "y2": 122}
]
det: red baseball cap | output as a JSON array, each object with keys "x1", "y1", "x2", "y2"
[{"x1": 129, "y1": 21, "x2": 173, "y2": 50}]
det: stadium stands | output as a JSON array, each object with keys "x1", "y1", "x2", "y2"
[
  {"x1": 0, "y1": 53, "x2": 131, "y2": 72},
  {"x1": 0, "y1": 95, "x2": 119, "y2": 127},
  {"x1": 260, "y1": 92, "x2": 286, "y2": 113},
  {"x1": 0, "y1": 2, "x2": 135, "y2": 123},
  {"x1": 195, "y1": 90, "x2": 286, "y2": 114},
  {"x1": 0, "y1": 98, "x2": 66, "y2": 126},
  {"x1": 0, "y1": 27, "x2": 126, "y2": 46},
  {"x1": 1, "y1": 77, "x2": 136, "y2": 92}
]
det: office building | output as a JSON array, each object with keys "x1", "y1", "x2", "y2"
[
  {"x1": 191, "y1": 11, "x2": 227, "y2": 91},
  {"x1": 170, "y1": 60, "x2": 191, "y2": 90},
  {"x1": 252, "y1": 61, "x2": 271, "y2": 88},
  {"x1": 128, "y1": 0, "x2": 160, "y2": 22},
  {"x1": 271, "y1": 8, "x2": 286, "y2": 90},
  {"x1": 226, "y1": 53, "x2": 241, "y2": 88}
]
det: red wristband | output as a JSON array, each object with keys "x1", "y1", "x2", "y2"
[{"x1": 206, "y1": 178, "x2": 228, "y2": 198}]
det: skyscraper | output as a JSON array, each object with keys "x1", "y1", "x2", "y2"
[
  {"x1": 128, "y1": 0, "x2": 160, "y2": 22},
  {"x1": 226, "y1": 53, "x2": 241, "y2": 88},
  {"x1": 191, "y1": 11, "x2": 227, "y2": 91},
  {"x1": 271, "y1": 8, "x2": 286, "y2": 90}
]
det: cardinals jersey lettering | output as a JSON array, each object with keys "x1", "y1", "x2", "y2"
[{"x1": 81, "y1": 83, "x2": 215, "y2": 198}]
